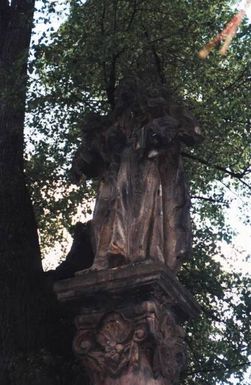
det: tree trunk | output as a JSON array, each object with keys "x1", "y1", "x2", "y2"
[
  {"x1": 0, "y1": 3, "x2": 91, "y2": 384},
  {"x1": 0, "y1": 2, "x2": 57, "y2": 383}
]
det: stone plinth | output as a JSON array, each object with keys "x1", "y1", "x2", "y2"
[{"x1": 54, "y1": 261, "x2": 200, "y2": 385}]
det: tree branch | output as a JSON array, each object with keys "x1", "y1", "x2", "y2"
[
  {"x1": 221, "y1": 66, "x2": 249, "y2": 93},
  {"x1": 126, "y1": 0, "x2": 138, "y2": 31},
  {"x1": 182, "y1": 151, "x2": 251, "y2": 190},
  {"x1": 143, "y1": 28, "x2": 165, "y2": 84},
  {"x1": 105, "y1": 47, "x2": 126, "y2": 108},
  {"x1": 113, "y1": 0, "x2": 118, "y2": 33},
  {"x1": 186, "y1": 360, "x2": 251, "y2": 376},
  {"x1": 191, "y1": 195, "x2": 225, "y2": 204}
]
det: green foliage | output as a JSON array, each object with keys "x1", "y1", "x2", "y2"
[
  {"x1": 180, "y1": 229, "x2": 251, "y2": 385},
  {"x1": 25, "y1": 1, "x2": 251, "y2": 384}
]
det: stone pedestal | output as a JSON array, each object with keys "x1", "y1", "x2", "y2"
[{"x1": 54, "y1": 261, "x2": 200, "y2": 385}]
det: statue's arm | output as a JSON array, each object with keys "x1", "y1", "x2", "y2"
[
  {"x1": 142, "y1": 116, "x2": 180, "y2": 150},
  {"x1": 144, "y1": 109, "x2": 203, "y2": 149},
  {"x1": 170, "y1": 106, "x2": 203, "y2": 146}
]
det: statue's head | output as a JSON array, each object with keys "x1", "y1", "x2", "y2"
[
  {"x1": 113, "y1": 76, "x2": 172, "y2": 129},
  {"x1": 112, "y1": 76, "x2": 203, "y2": 145}
]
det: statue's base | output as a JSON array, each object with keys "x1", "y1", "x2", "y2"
[{"x1": 54, "y1": 261, "x2": 200, "y2": 385}]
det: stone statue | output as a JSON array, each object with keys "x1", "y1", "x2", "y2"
[{"x1": 72, "y1": 78, "x2": 202, "y2": 272}]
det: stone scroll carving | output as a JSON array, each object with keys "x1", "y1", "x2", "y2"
[
  {"x1": 73, "y1": 304, "x2": 186, "y2": 385},
  {"x1": 72, "y1": 77, "x2": 203, "y2": 273}
]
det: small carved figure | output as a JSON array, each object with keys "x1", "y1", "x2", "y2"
[{"x1": 72, "y1": 77, "x2": 202, "y2": 272}]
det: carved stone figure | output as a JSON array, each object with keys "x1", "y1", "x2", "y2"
[{"x1": 72, "y1": 77, "x2": 202, "y2": 272}]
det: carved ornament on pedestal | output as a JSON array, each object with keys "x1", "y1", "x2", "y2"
[
  {"x1": 73, "y1": 305, "x2": 185, "y2": 385},
  {"x1": 54, "y1": 262, "x2": 200, "y2": 385}
]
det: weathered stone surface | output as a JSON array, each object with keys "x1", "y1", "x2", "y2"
[
  {"x1": 54, "y1": 80, "x2": 203, "y2": 385},
  {"x1": 73, "y1": 304, "x2": 185, "y2": 385},
  {"x1": 54, "y1": 261, "x2": 200, "y2": 385},
  {"x1": 71, "y1": 78, "x2": 203, "y2": 273}
]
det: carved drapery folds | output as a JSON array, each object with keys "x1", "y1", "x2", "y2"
[{"x1": 71, "y1": 78, "x2": 203, "y2": 273}]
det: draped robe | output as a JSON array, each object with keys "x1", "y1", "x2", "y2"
[{"x1": 73, "y1": 113, "x2": 202, "y2": 272}]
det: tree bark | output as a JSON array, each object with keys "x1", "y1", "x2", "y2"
[
  {"x1": 0, "y1": 4, "x2": 91, "y2": 384},
  {"x1": 0, "y1": 2, "x2": 55, "y2": 383}
]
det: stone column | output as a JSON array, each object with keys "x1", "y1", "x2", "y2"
[{"x1": 54, "y1": 262, "x2": 200, "y2": 385}]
